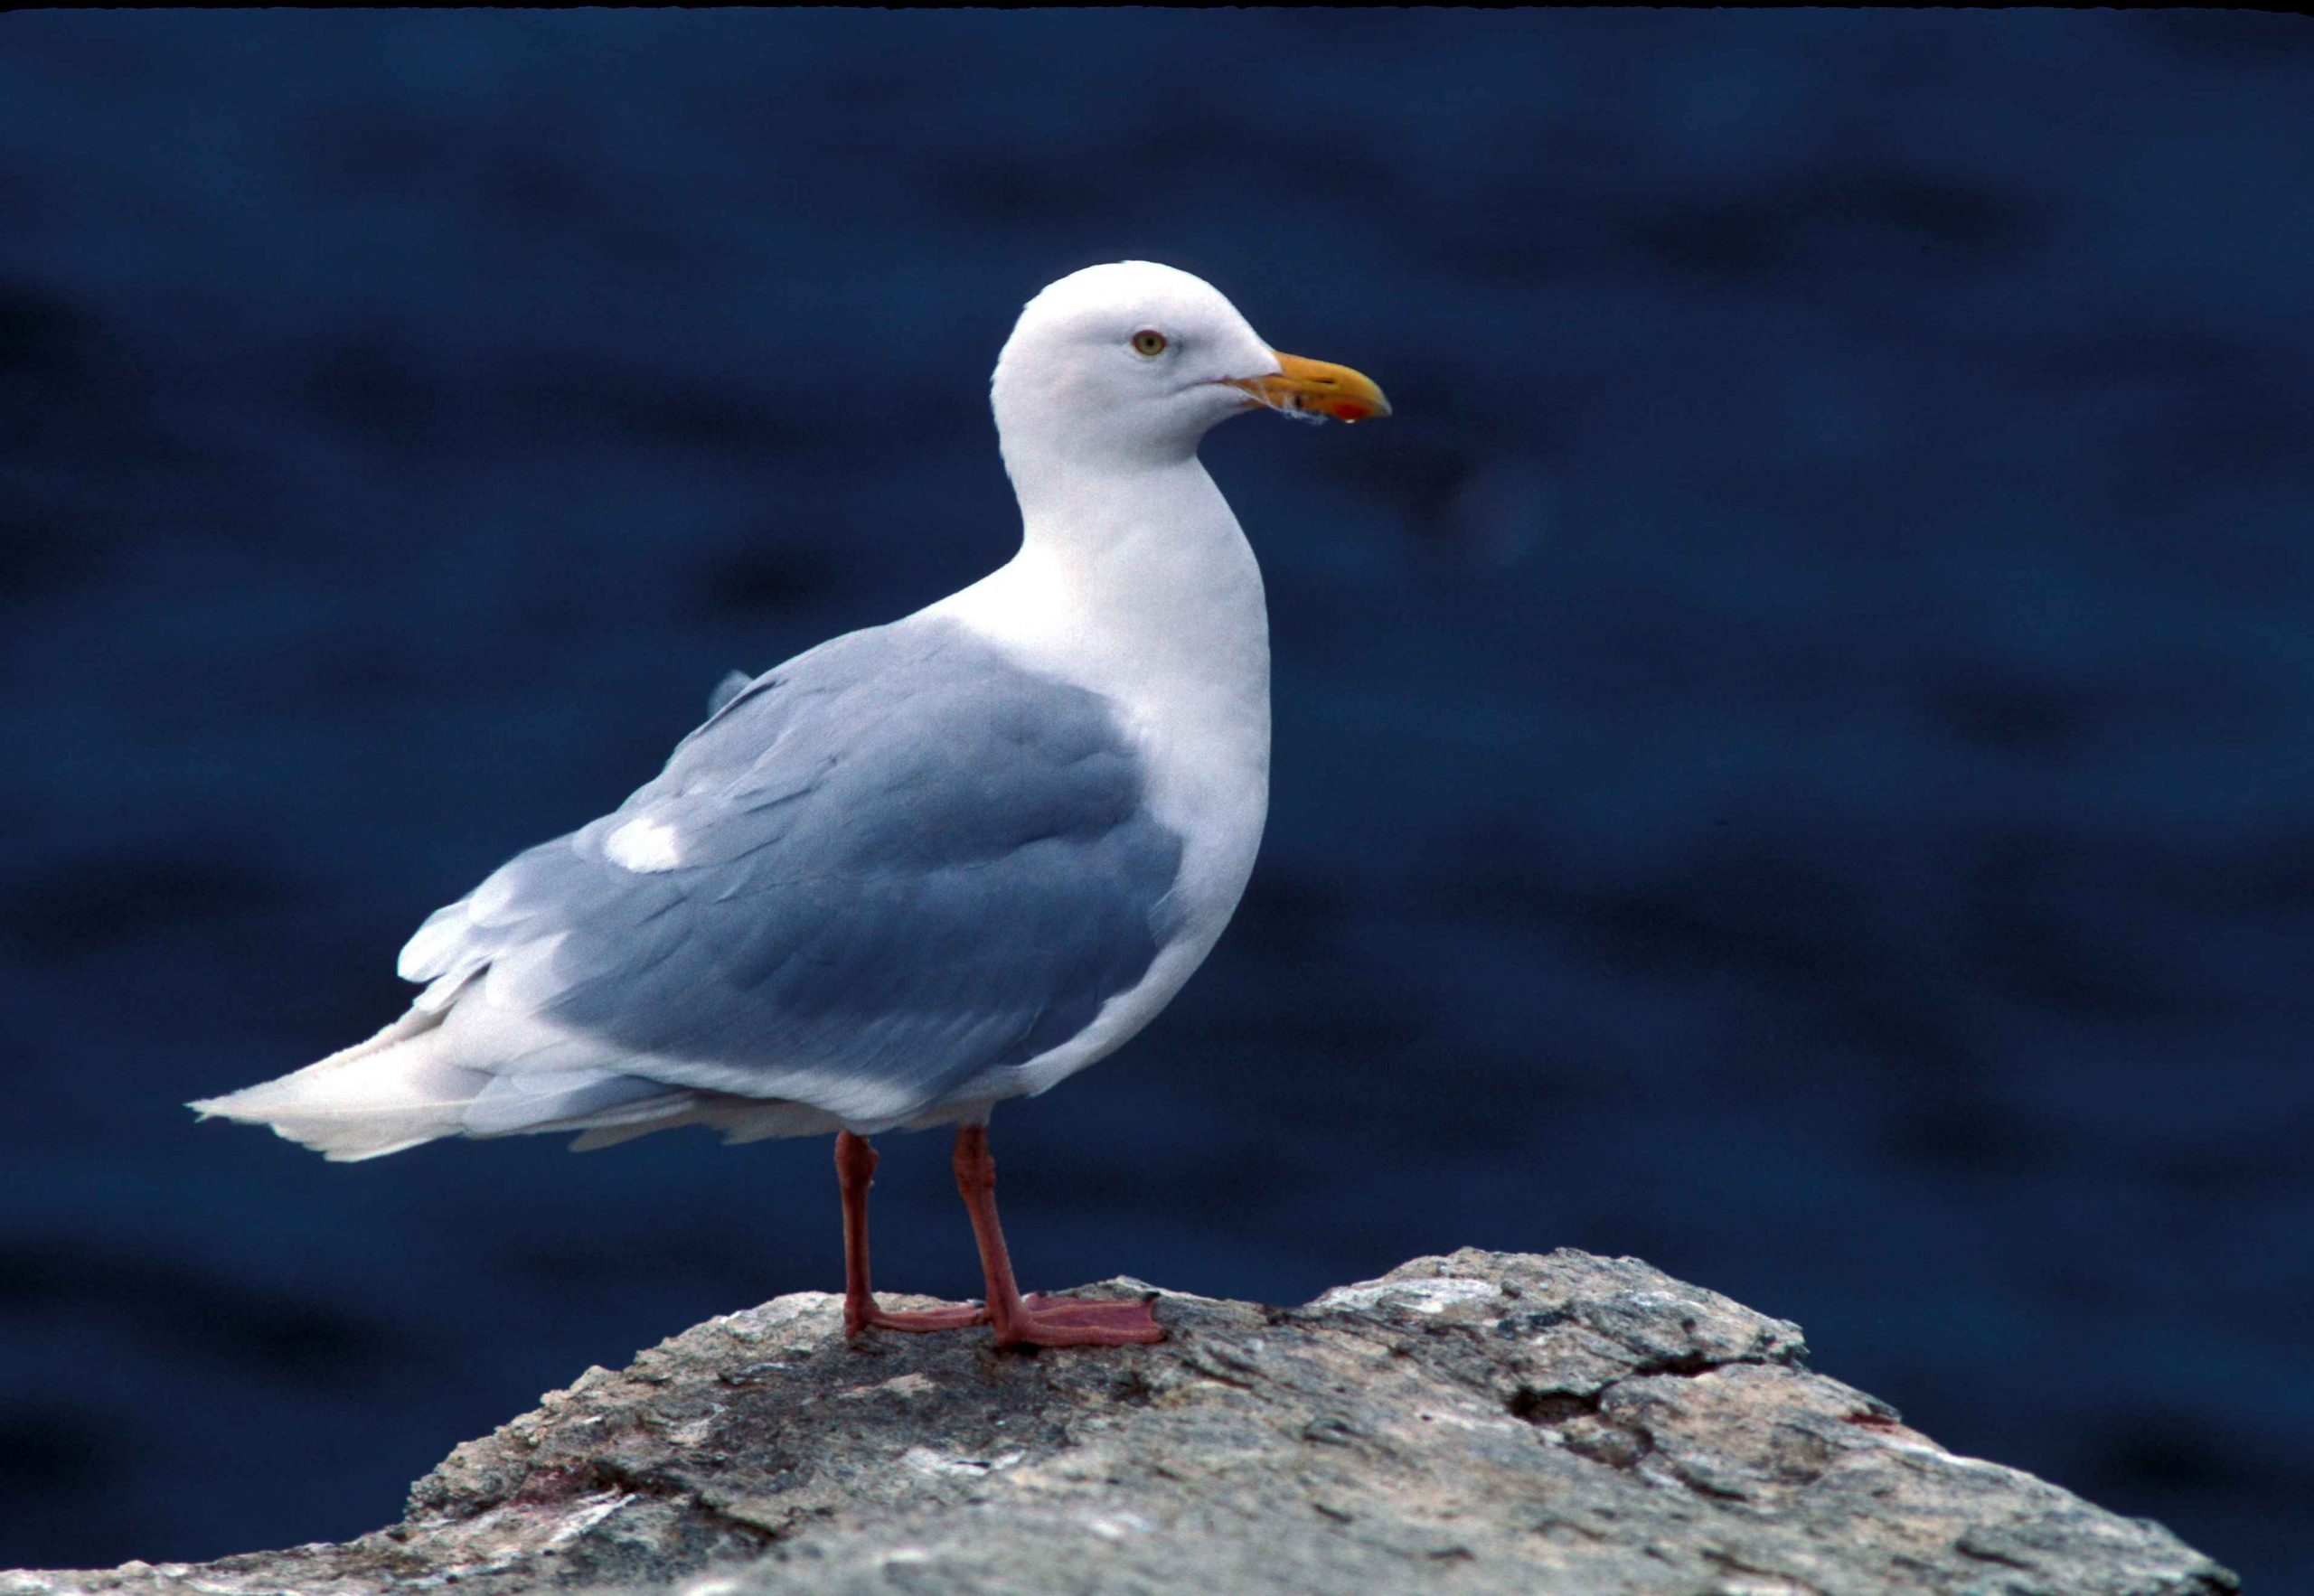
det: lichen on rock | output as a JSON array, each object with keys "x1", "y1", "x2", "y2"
[{"x1": 0, "y1": 1249, "x2": 2237, "y2": 1596}]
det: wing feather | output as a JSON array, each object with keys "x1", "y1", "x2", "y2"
[{"x1": 400, "y1": 616, "x2": 1185, "y2": 1129}]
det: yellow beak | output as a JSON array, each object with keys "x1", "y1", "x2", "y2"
[{"x1": 1228, "y1": 351, "x2": 1392, "y2": 423}]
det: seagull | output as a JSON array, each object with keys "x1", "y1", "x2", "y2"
[{"x1": 193, "y1": 261, "x2": 1390, "y2": 1348}]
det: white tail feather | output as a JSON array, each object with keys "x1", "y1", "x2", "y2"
[
  {"x1": 189, "y1": 1009, "x2": 491, "y2": 1162},
  {"x1": 193, "y1": 1004, "x2": 839, "y2": 1159}
]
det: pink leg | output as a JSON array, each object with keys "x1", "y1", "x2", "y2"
[
  {"x1": 836, "y1": 1131, "x2": 982, "y2": 1337},
  {"x1": 950, "y1": 1124, "x2": 1165, "y2": 1348}
]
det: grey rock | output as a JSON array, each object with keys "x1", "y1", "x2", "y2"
[{"x1": 0, "y1": 1250, "x2": 2237, "y2": 1596}]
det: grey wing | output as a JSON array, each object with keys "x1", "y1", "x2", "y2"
[{"x1": 399, "y1": 618, "x2": 1187, "y2": 1130}]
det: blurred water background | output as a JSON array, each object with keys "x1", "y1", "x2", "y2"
[{"x1": 2, "y1": 10, "x2": 2309, "y2": 1584}]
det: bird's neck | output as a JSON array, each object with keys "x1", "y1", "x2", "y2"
[{"x1": 928, "y1": 455, "x2": 1271, "y2": 740}]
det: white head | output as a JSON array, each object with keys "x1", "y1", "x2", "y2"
[{"x1": 990, "y1": 262, "x2": 1388, "y2": 483}]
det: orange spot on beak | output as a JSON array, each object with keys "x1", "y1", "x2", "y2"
[{"x1": 1228, "y1": 351, "x2": 1392, "y2": 423}]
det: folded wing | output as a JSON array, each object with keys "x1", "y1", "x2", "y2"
[{"x1": 195, "y1": 616, "x2": 1187, "y2": 1157}]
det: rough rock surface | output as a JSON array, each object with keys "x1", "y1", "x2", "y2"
[{"x1": 3, "y1": 1250, "x2": 2234, "y2": 1596}]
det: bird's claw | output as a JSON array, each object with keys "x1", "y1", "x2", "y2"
[
  {"x1": 992, "y1": 1294, "x2": 1165, "y2": 1347},
  {"x1": 843, "y1": 1300, "x2": 986, "y2": 1338}
]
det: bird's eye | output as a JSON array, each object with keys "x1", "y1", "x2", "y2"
[{"x1": 1130, "y1": 329, "x2": 1168, "y2": 357}]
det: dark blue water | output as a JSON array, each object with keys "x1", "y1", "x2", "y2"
[{"x1": 3, "y1": 12, "x2": 2308, "y2": 1583}]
